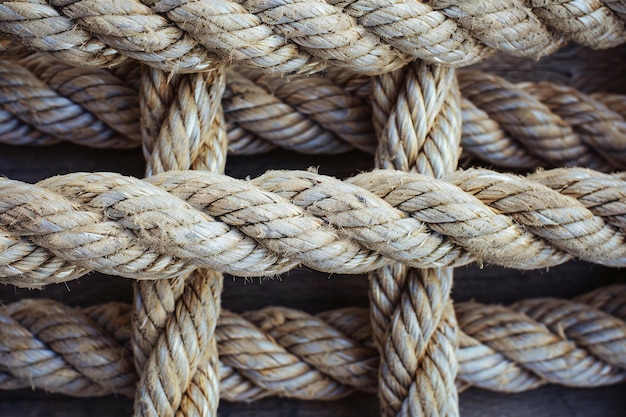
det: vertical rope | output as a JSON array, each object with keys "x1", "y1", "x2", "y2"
[
  {"x1": 132, "y1": 66, "x2": 226, "y2": 417},
  {"x1": 370, "y1": 62, "x2": 462, "y2": 416}
]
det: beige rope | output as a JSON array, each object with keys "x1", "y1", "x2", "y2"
[
  {"x1": 3, "y1": 56, "x2": 626, "y2": 172},
  {"x1": 1, "y1": 285, "x2": 625, "y2": 399},
  {"x1": 132, "y1": 67, "x2": 226, "y2": 417},
  {"x1": 370, "y1": 61, "x2": 460, "y2": 417},
  {"x1": 227, "y1": 68, "x2": 377, "y2": 154},
  {"x1": 604, "y1": 0, "x2": 626, "y2": 19},
  {"x1": 0, "y1": 57, "x2": 140, "y2": 148},
  {"x1": 1, "y1": 1, "x2": 625, "y2": 74},
  {"x1": 458, "y1": 71, "x2": 618, "y2": 171},
  {"x1": 227, "y1": 69, "x2": 626, "y2": 171},
  {"x1": 1, "y1": 167, "x2": 625, "y2": 287}
]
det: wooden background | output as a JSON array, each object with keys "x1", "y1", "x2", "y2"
[{"x1": 0, "y1": 45, "x2": 625, "y2": 416}]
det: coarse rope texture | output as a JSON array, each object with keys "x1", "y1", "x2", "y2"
[
  {"x1": 2, "y1": 55, "x2": 626, "y2": 172},
  {"x1": 1, "y1": 0, "x2": 626, "y2": 74},
  {"x1": 0, "y1": 13, "x2": 625, "y2": 417},
  {"x1": 0, "y1": 166, "x2": 625, "y2": 289},
  {"x1": 132, "y1": 67, "x2": 227, "y2": 417},
  {"x1": 369, "y1": 61, "x2": 460, "y2": 417},
  {"x1": 225, "y1": 68, "x2": 626, "y2": 171},
  {"x1": 0, "y1": 285, "x2": 625, "y2": 400}
]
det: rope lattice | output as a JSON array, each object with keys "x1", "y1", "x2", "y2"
[
  {"x1": 2, "y1": 56, "x2": 626, "y2": 172},
  {"x1": 0, "y1": 167, "x2": 625, "y2": 288},
  {"x1": 1, "y1": 1, "x2": 626, "y2": 75},
  {"x1": 0, "y1": 285, "x2": 624, "y2": 400}
]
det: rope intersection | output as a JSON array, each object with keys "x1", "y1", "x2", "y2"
[
  {"x1": 0, "y1": 167, "x2": 625, "y2": 287},
  {"x1": 0, "y1": 6, "x2": 624, "y2": 413}
]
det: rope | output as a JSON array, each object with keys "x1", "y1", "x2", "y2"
[
  {"x1": 605, "y1": 0, "x2": 626, "y2": 19},
  {"x1": 230, "y1": 68, "x2": 626, "y2": 171},
  {"x1": 0, "y1": 285, "x2": 624, "y2": 399},
  {"x1": 1, "y1": 1, "x2": 625, "y2": 75},
  {"x1": 0, "y1": 56, "x2": 140, "y2": 148},
  {"x1": 132, "y1": 67, "x2": 226, "y2": 417},
  {"x1": 3, "y1": 56, "x2": 626, "y2": 172},
  {"x1": 0, "y1": 167, "x2": 625, "y2": 288},
  {"x1": 370, "y1": 61, "x2": 460, "y2": 416}
]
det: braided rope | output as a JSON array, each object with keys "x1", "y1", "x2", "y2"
[
  {"x1": 1, "y1": 1, "x2": 625, "y2": 75},
  {"x1": 0, "y1": 167, "x2": 625, "y2": 288},
  {"x1": 370, "y1": 61, "x2": 460, "y2": 416},
  {"x1": 132, "y1": 67, "x2": 226, "y2": 417},
  {"x1": 3, "y1": 56, "x2": 626, "y2": 172},
  {"x1": 0, "y1": 285, "x2": 624, "y2": 399}
]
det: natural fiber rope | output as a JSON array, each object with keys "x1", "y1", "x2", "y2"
[
  {"x1": 605, "y1": 0, "x2": 626, "y2": 18},
  {"x1": 132, "y1": 67, "x2": 226, "y2": 417},
  {"x1": 0, "y1": 56, "x2": 140, "y2": 148},
  {"x1": 0, "y1": 285, "x2": 625, "y2": 399},
  {"x1": 3, "y1": 56, "x2": 626, "y2": 172},
  {"x1": 370, "y1": 61, "x2": 460, "y2": 417},
  {"x1": 1, "y1": 0, "x2": 626, "y2": 75},
  {"x1": 229, "y1": 68, "x2": 626, "y2": 171},
  {"x1": 1, "y1": 167, "x2": 625, "y2": 288}
]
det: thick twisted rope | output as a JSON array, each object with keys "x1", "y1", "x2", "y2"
[
  {"x1": 132, "y1": 67, "x2": 226, "y2": 417},
  {"x1": 0, "y1": 167, "x2": 625, "y2": 288},
  {"x1": 1, "y1": 0, "x2": 626, "y2": 75},
  {"x1": 370, "y1": 61, "x2": 460, "y2": 416},
  {"x1": 229, "y1": 68, "x2": 626, "y2": 171},
  {"x1": 1, "y1": 285, "x2": 625, "y2": 399},
  {"x1": 3, "y1": 56, "x2": 626, "y2": 172},
  {"x1": 0, "y1": 56, "x2": 140, "y2": 148}
]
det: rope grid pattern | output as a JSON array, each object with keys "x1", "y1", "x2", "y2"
[{"x1": 0, "y1": 3, "x2": 625, "y2": 414}]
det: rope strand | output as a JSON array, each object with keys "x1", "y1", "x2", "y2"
[
  {"x1": 0, "y1": 285, "x2": 624, "y2": 399},
  {"x1": 370, "y1": 61, "x2": 461, "y2": 417},
  {"x1": 1, "y1": 0, "x2": 625, "y2": 74},
  {"x1": 3, "y1": 56, "x2": 626, "y2": 171},
  {"x1": 0, "y1": 167, "x2": 625, "y2": 287},
  {"x1": 132, "y1": 67, "x2": 227, "y2": 417}
]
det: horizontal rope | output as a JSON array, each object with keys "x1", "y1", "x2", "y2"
[
  {"x1": 1, "y1": 1, "x2": 625, "y2": 74},
  {"x1": 2, "y1": 56, "x2": 626, "y2": 172},
  {"x1": 0, "y1": 167, "x2": 625, "y2": 287},
  {"x1": 0, "y1": 285, "x2": 624, "y2": 400}
]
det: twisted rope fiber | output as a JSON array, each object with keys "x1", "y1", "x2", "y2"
[
  {"x1": 1, "y1": 4, "x2": 624, "y2": 416},
  {"x1": 0, "y1": 56, "x2": 141, "y2": 148},
  {"x1": 1, "y1": 167, "x2": 626, "y2": 288},
  {"x1": 132, "y1": 67, "x2": 227, "y2": 417},
  {"x1": 226, "y1": 68, "x2": 626, "y2": 171},
  {"x1": 369, "y1": 61, "x2": 460, "y2": 416},
  {"x1": 0, "y1": 285, "x2": 625, "y2": 399},
  {"x1": 1, "y1": 0, "x2": 626, "y2": 75},
  {"x1": 3, "y1": 57, "x2": 626, "y2": 173}
]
